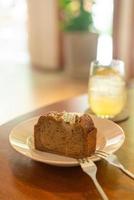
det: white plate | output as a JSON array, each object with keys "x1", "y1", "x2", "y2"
[{"x1": 9, "y1": 115, "x2": 125, "y2": 167}]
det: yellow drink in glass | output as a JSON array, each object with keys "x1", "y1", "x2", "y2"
[{"x1": 88, "y1": 66, "x2": 127, "y2": 118}]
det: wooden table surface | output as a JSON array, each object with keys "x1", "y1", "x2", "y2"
[{"x1": 0, "y1": 89, "x2": 134, "y2": 200}]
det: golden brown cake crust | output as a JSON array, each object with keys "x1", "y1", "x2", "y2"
[{"x1": 34, "y1": 112, "x2": 97, "y2": 158}]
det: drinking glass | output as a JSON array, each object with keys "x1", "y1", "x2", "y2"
[{"x1": 88, "y1": 60, "x2": 127, "y2": 119}]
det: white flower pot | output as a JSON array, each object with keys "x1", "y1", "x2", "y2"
[{"x1": 63, "y1": 32, "x2": 98, "y2": 78}]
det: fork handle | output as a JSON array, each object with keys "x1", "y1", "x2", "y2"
[
  {"x1": 120, "y1": 167, "x2": 134, "y2": 179},
  {"x1": 92, "y1": 177, "x2": 109, "y2": 200}
]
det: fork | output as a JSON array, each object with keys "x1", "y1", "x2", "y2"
[
  {"x1": 78, "y1": 158, "x2": 109, "y2": 200},
  {"x1": 95, "y1": 150, "x2": 134, "y2": 180}
]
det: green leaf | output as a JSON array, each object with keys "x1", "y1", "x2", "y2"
[{"x1": 59, "y1": 0, "x2": 95, "y2": 32}]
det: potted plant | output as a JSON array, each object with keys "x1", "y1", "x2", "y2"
[{"x1": 59, "y1": 0, "x2": 98, "y2": 78}]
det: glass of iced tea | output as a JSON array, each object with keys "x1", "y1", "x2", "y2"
[{"x1": 88, "y1": 60, "x2": 127, "y2": 119}]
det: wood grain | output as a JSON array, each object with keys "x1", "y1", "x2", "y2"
[{"x1": 0, "y1": 89, "x2": 134, "y2": 200}]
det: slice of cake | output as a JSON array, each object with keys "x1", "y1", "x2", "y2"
[{"x1": 34, "y1": 111, "x2": 97, "y2": 158}]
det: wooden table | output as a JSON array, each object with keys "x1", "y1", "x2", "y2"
[{"x1": 0, "y1": 89, "x2": 134, "y2": 200}]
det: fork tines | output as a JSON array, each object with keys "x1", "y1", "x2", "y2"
[
  {"x1": 95, "y1": 150, "x2": 110, "y2": 157},
  {"x1": 78, "y1": 157, "x2": 90, "y2": 163}
]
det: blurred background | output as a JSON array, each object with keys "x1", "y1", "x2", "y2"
[{"x1": 0, "y1": 0, "x2": 133, "y2": 124}]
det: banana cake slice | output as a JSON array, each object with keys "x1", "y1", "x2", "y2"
[{"x1": 34, "y1": 111, "x2": 97, "y2": 158}]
